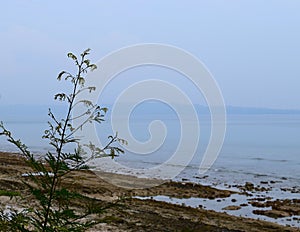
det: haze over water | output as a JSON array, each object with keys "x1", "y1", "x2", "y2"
[{"x1": 1, "y1": 104, "x2": 299, "y2": 190}]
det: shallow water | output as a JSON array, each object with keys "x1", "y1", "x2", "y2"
[
  {"x1": 1, "y1": 113, "x2": 299, "y2": 187},
  {"x1": 135, "y1": 195, "x2": 300, "y2": 227}
]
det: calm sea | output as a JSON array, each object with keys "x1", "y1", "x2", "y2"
[{"x1": 1, "y1": 112, "x2": 300, "y2": 189}]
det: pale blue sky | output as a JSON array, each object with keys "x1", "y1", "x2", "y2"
[{"x1": 0, "y1": 0, "x2": 300, "y2": 109}]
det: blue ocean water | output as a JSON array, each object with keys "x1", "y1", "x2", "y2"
[{"x1": 1, "y1": 108, "x2": 300, "y2": 188}]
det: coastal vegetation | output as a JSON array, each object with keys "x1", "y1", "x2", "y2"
[{"x1": 0, "y1": 49, "x2": 125, "y2": 231}]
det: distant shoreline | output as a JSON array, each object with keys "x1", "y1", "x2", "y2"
[{"x1": 1, "y1": 104, "x2": 300, "y2": 120}]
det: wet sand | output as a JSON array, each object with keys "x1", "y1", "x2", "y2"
[{"x1": 0, "y1": 151, "x2": 299, "y2": 231}]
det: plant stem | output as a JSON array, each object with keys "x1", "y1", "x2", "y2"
[{"x1": 42, "y1": 59, "x2": 83, "y2": 231}]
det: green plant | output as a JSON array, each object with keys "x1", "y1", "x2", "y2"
[
  {"x1": 0, "y1": 189, "x2": 21, "y2": 198},
  {"x1": 0, "y1": 49, "x2": 125, "y2": 231}
]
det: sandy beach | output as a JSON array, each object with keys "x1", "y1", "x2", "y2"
[{"x1": 0, "y1": 151, "x2": 299, "y2": 231}]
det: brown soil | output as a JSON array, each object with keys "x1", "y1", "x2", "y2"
[{"x1": 0, "y1": 152, "x2": 299, "y2": 232}]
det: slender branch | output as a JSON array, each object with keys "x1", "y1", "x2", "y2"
[
  {"x1": 42, "y1": 54, "x2": 85, "y2": 231},
  {"x1": 71, "y1": 99, "x2": 95, "y2": 111},
  {"x1": 48, "y1": 109, "x2": 60, "y2": 126},
  {"x1": 65, "y1": 110, "x2": 97, "y2": 141},
  {"x1": 103, "y1": 134, "x2": 119, "y2": 151}
]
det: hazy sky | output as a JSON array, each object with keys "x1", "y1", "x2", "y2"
[{"x1": 0, "y1": 0, "x2": 300, "y2": 109}]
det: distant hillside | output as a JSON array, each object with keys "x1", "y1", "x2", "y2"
[
  {"x1": 1, "y1": 104, "x2": 300, "y2": 122},
  {"x1": 226, "y1": 106, "x2": 300, "y2": 115}
]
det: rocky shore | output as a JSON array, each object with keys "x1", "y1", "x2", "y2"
[{"x1": 0, "y1": 152, "x2": 299, "y2": 231}]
